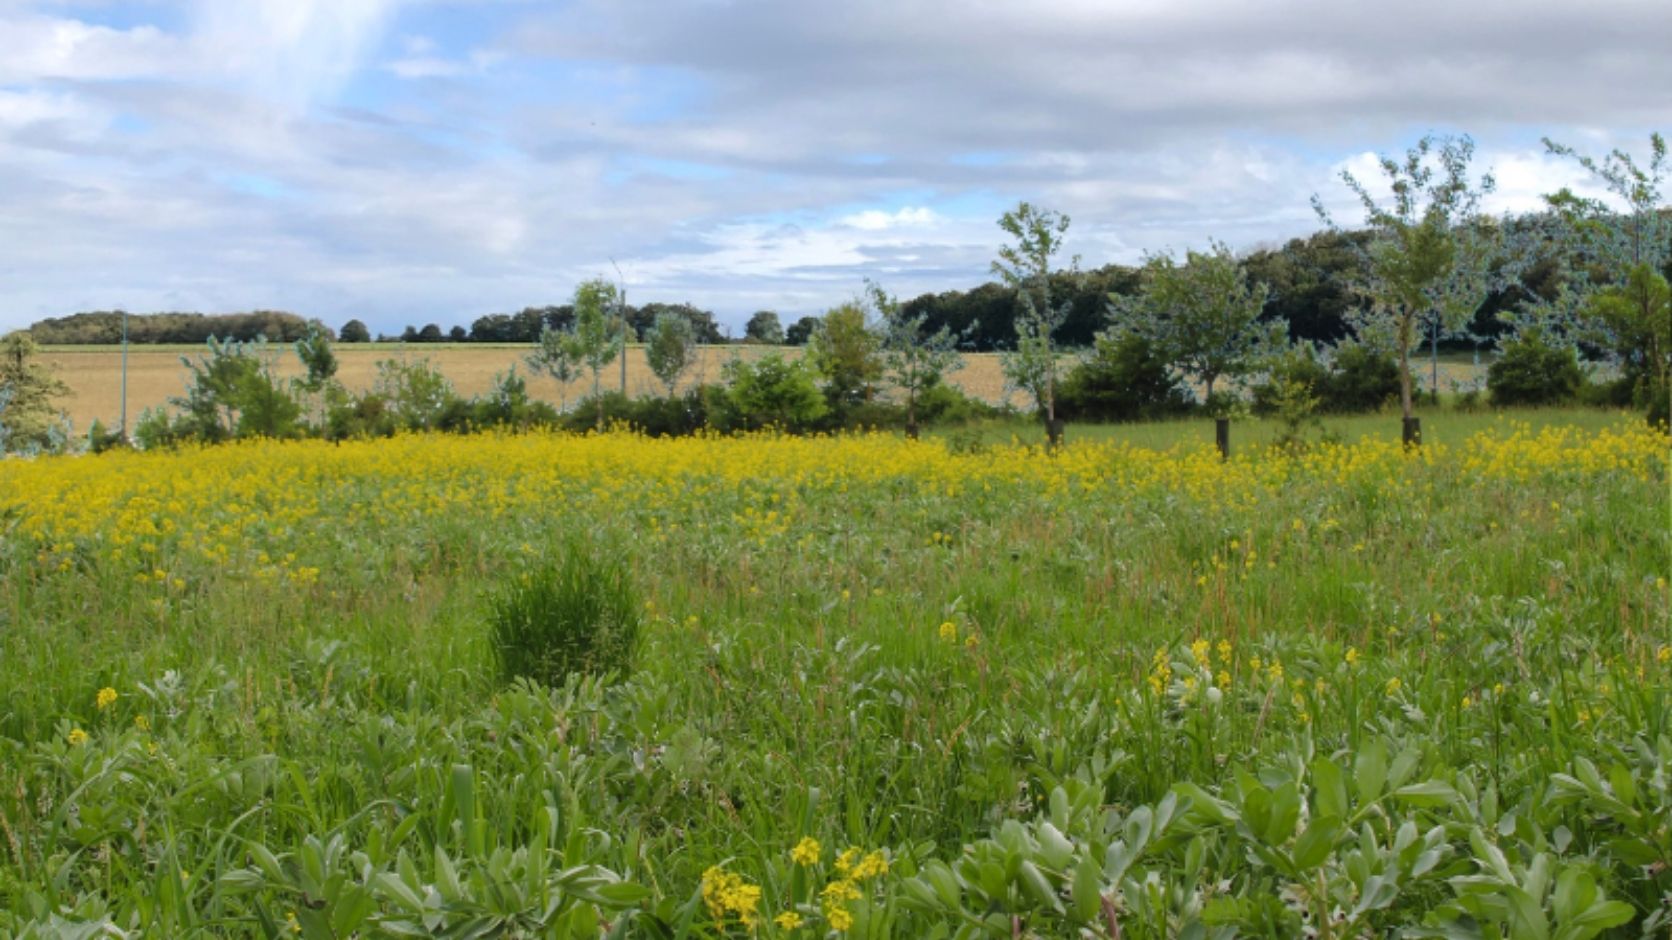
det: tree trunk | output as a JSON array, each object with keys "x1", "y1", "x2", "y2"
[
  {"x1": 1398, "y1": 315, "x2": 1414, "y2": 421},
  {"x1": 906, "y1": 391, "x2": 919, "y2": 440}
]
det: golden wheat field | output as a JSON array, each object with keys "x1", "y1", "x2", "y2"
[
  {"x1": 38, "y1": 343, "x2": 1495, "y2": 430},
  {"x1": 38, "y1": 343, "x2": 1030, "y2": 428}
]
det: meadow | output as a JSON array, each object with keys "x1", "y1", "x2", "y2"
[{"x1": 0, "y1": 413, "x2": 1667, "y2": 937}]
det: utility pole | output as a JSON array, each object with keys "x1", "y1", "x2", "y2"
[
  {"x1": 611, "y1": 259, "x2": 628, "y2": 395},
  {"x1": 119, "y1": 309, "x2": 129, "y2": 439}
]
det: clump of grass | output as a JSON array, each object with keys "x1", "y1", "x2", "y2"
[{"x1": 488, "y1": 542, "x2": 639, "y2": 686}]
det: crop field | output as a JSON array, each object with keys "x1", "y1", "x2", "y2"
[
  {"x1": 0, "y1": 416, "x2": 1668, "y2": 937},
  {"x1": 35, "y1": 344, "x2": 1501, "y2": 433}
]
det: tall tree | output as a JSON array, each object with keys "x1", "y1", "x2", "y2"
[
  {"x1": 1314, "y1": 134, "x2": 1497, "y2": 430},
  {"x1": 870, "y1": 280, "x2": 962, "y2": 438},
  {"x1": 993, "y1": 202, "x2": 1075, "y2": 448},
  {"x1": 1113, "y1": 242, "x2": 1278, "y2": 411},
  {"x1": 339, "y1": 319, "x2": 371, "y2": 343},
  {"x1": 294, "y1": 325, "x2": 340, "y2": 428}
]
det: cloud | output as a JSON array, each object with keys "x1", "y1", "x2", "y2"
[{"x1": 0, "y1": 0, "x2": 1666, "y2": 338}]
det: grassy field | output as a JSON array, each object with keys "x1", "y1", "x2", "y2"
[
  {"x1": 0, "y1": 413, "x2": 1666, "y2": 936},
  {"x1": 36, "y1": 343, "x2": 1499, "y2": 432}
]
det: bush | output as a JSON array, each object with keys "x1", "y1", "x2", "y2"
[
  {"x1": 1250, "y1": 345, "x2": 1330, "y2": 417},
  {"x1": 1321, "y1": 343, "x2": 1400, "y2": 413},
  {"x1": 721, "y1": 353, "x2": 828, "y2": 431},
  {"x1": 1057, "y1": 332, "x2": 1192, "y2": 422},
  {"x1": 488, "y1": 543, "x2": 640, "y2": 688},
  {"x1": 1488, "y1": 330, "x2": 1584, "y2": 407}
]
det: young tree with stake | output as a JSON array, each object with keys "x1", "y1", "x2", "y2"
[
  {"x1": 993, "y1": 202, "x2": 1075, "y2": 449},
  {"x1": 570, "y1": 278, "x2": 623, "y2": 429},
  {"x1": 1313, "y1": 134, "x2": 1497, "y2": 443},
  {"x1": 869, "y1": 280, "x2": 962, "y2": 438}
]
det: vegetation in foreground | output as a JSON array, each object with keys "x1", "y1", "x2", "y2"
[{"x1": 0, "y1": 420, "x2": 1667, "y2": 937}]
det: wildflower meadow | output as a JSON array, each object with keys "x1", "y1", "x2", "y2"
[{"x1": 0, "y1": 416, "x2": 1668, "y2": 937}]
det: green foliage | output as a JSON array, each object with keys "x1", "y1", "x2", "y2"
[
  {"x1": 488, "y1": 543, "x2": 640, "y2": 688},
  {"x1": 1488, "y1": 329, "x2": 1586, "y2": 406},
  {"x1": 25, "y1": 310, "x2": 316, "y2": 345},
  {"x1": 1581, "y1": 263, "x2": 1671, "y2": 424},
  {"x1": 994, "y1": 202, "x2": 1075, "y2": 445},
  {"x1": 1114, "y1": 241, "x2": 1277, "y2": 411},
  {"x1": 806, "y1": 301, "x2": 883, "y2": 409},
  {"x1": 744, "y1": 310, "x2": 785, "y2": 345},
  {"x1": 871, "y1": 281, "x2": 963, "y2": 436},
  {"x1": 371, "y1": 356, "x2": 458, "y2": 431},
  {"x1": 784, "y1": 315, "x2": 819, "y2": 346},
  {"x1": 643, "y1": 313, "x2": 699, "y2": 398},
  {"x1": 338, "y1": 319, "x2": 371, "y2": 343},
  {"x1": 525, "y1": 324, "x2": 581, "y2": 413},
  {"x1": 0, "y1": 332, "x2": 71, "y2": 453},
  {"x1": 1318, "y1": 134, "x2": 1499, "y2": 420},
  {"x1": 571, "y1": 279, "x2": 624, "y2": 428},
  {"x1": 1057, "y1": 330, "x2": 1191, "y2": 422},
  {"x1": 721, "y1": 353, "x2": 828, "y2": 430},
  {"x1": 1326, "y1": 342, "x2": 1402, "y2": 413}
]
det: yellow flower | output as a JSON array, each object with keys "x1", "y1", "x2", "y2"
[
  {"x1": 1461, "y1": 695, "x2": 1474, "y2": 709},
  {"x1": 95, "y1": 687, "x2": 118, "y2": 710},
  {"x1": 775, "y1": 910, "x2": 805, "y2": 930},
  {"x1": 1190, "y1": 639, "x2": 1211, "y2": 667},
  {"x1": 827, "y1": 906, "x2": 854, "y2": 932},
  {"x1": 1216, "y1": 670, "x2": 1231, "y2": 688},
  {"x1": 791, "y1": 836, "x2": 821, "y2": 866},
  {"x1": 134, "y1": 714, "x2": 150, "y2": 732},
  {"x1": 850, "y1": 850, "x2": 888, "y2": 880},
  {"x1": 937, "y1": 621, "x2": 957, "y2": 643},
  {"x1": 67, "y1": 728, "x2": 89, "y2": 746},
  {"x1": 1216, "y1": 639, "x2": 1232, "y2": 663},
  {"x1": 1385, "y1": 677, "x2": 1402, "y2": 696},
  {"x1": 964, "y1": 633, "x2": 980, "y2": 651},
  {"x1": 834, "y1": 847, "x2": 860, "y2": 876},
  {"x1": 1344, "y1": 647, "x2": 1359, "y2": 667},
  {"x1": 1658, "y1": 646, "x2": 1670, "y2": 665}
]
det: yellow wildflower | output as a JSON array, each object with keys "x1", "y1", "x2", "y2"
[
  {"x1": 791, "y1": 836, "x2": 821, "y2": 866},
  {"x1": 938, "y1": 622, "x2": 957, "y2": 643},
  {"x1": 134, "y1": 714, "x2": 150, "y2": 732},
  {"x1": 1658, "y1": 646, "x2": 1670, "y2": 665},
  {"x1": 775, "y1": 910, "x2": 805, "y2": 930},
  {"x1": 1385, "y1": 677, "x2": 1402, "y2": 696},
  {"x1": 827, "y1": 906, "x2": 854, "y2": 932},
  {"x1": 67, "y1": 728, "x2": 89, "y2": 746},
  {"x1": 834, "y1": 847, "x2": 860, "y2": 876},
  {"x1": 964, "y1": 633, "x2": 980, "y2": 650},
  {"x1": 1344, "y1": 647, "x2": 1359, "y2": 666},
  {"x1": 95, "y1": 687, "x2": 118, "y2": 710},
  {"x1": 1190, "y1": 638, "x2": 1211, "y2": 667}
]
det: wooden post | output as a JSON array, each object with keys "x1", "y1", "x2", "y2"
[
  {"x1": 1215, "y1": 417, "x2": 1230, "y2": 460},
  {"x1": 1402, "y1": 416, "x2": 1422, "y2": 448}
]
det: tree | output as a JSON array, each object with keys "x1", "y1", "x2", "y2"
[
  {"x1": 645, "y1": 313, "x2": 699, "y2": 397},
  {"x1": 1113, "y1": 241, "x2": 1278, "y2": 413},
  {"x1": 339, "y1": 319, "x2": 371, "y2": 343},
  {"x1": 869, "y1": 281, "x2": 962, "y2": 438},
  {"x1": 294, "y1": 325, "x2": 340, "y2": 427},
  {"x1": 0, "y1": 332, "x2": 71, "y2": 453},
  {"x1": 1314, "y1": 134, "x2": 1497, "y2": 431},
  {"x1": 1541, "y1": 132, "x2": 1669, "y2": 423},
  {"x1": 806, "y1": 301, "x2": 882, "y2": 409},
  {"x1": 1583, "y1": 264, "x2": 1671, "y2": 424},
  {"x1": 448, "y1": 325, "x2": 468, "y2": 342},
  {"x1": 993, "y1": 202, "x2": 1075, "y2": 448},
  {"x1": 417, "y1": 323, "x2": 445, "y2": 343},
  {"x1": 571, "y1": 278, "x2": 623, "y2": 429},
  {"x1": 525, "y1": 325, "x2": 581, "y2": 415},
  {"x1": 785, "y1": 316, "x2": 820, "y2": 346},
  {"x1": 745, "y1": 311, "x2": 785, "y2": 345}
]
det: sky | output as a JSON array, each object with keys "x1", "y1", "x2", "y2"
[{"x1": 0, "y1": 0, "x2": 1667, "y2": 336}]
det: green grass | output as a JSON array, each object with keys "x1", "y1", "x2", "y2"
[{"x1": 0, "y1": 413, "x2": 1666, "y2": 937}]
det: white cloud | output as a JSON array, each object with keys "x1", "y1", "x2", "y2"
[{"x1": 840, "y1": 206, "x2": 939, "y2": 230}]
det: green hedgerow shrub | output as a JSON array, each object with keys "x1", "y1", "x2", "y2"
[
  {"x1": 1488, "y1": 329, "x2": 1584, "y2": 406},
  {"x1": 1322, "y1": 342, "x2": 1400, "y2": 413},
  {"x1": 489, "y1": 544, "x2": 640, "y2": 687}
]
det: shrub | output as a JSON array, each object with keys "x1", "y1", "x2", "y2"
[
  {"x1": 1057, "y1": 331, "x2": 1192, "y2": 422},
  {"x1": 1488, "y1": 330, "x2": 1584, "y2": 407},
  {"x1": 1321, "y1": 342, "x2": 1400, "y2": 413},
  {"x1": 488, "y1": 543, "x2": 640, "y2": 688},
  {"x1": 1250, "y1": 345, "x2": 1330, "y2": 417},
  {"x1": 721, "y1": 353, "x2": 828, "y2": 431}
]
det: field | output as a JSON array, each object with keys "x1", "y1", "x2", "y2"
[
  {"x1": 0, "y1": 414, "x2": 1668, "y2": 937},
  {"x1": 35, "y1": 344, "x2": 1499, "y2": 432}
]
